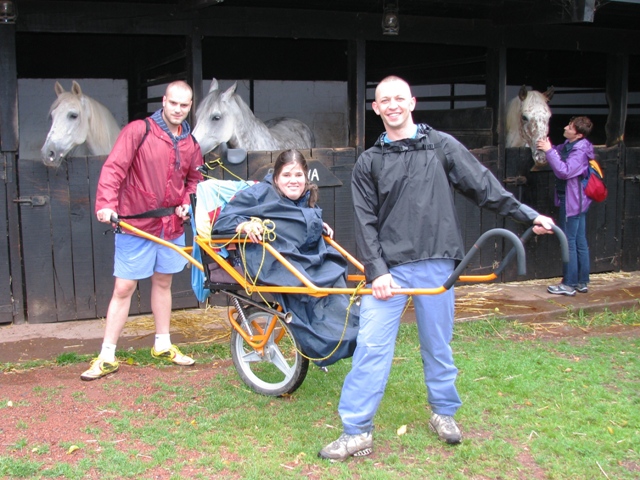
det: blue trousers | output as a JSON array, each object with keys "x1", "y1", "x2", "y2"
[
  {"x1": 559, "y1": 199, "x2": 590, "y2": 286},
  {"x1": 338, "y1": 259, "x2": 461, "y2": 435}
]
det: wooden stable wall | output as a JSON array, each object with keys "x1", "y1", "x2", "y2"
[
  {"x1": 501, "y1": 145, "x2": 627, "y2": 280},
  {"x1": 2, "y1": 146, "x2": 638, "y2": 324},
  {"x1": 14, "y1": 157, "x2": 199, "y2": 324}
]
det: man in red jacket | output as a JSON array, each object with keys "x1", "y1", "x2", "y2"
[{"x1": 81, "y1": 80, "x2": 203, "y2": 381}]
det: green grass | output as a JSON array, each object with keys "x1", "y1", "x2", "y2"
[{"x1": 1, "y1": 308, "x2": 639, "y2": 479}]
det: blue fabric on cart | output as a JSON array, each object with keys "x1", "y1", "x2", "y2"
[{"x1": 191, "y1": 179, "x2": 256, "y2": 302}]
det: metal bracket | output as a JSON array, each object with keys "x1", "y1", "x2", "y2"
[
  {"x1": 13, "y1": 195, "x2": 49, "y2": 207},
  {"x1": 503, "y1": 176, "x2": 528, "y2": 186},
  {"x1": 623, "y1": 174, "x2": 640, "y2": 183}
]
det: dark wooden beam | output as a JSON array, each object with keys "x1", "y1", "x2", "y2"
[
  {"x1": 180, "y1": 0, "x2": 225, "y2": 10},
  {"x1": 15, "y1": 1, "x2": 640, "y2": 54},
  {"x1": 0, "y1": 25, "x2": 18, "y2": 152},
  {"x1": 186, "y1": 29, "x2": 203, "y2": 125},
  {"x1": 494, "y1": 0, "x2": 595, "y2": 25},
  {"x1": 486, "y1": 47, "x2": 506, "y2": 148}
]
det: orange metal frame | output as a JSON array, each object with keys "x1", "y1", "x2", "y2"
[
  {"x1": 115, "y1": 218, "x2": 497, "y2": 298},
  {"x1": 114, "y1": 219, "x2": 503, "y2": 350}
]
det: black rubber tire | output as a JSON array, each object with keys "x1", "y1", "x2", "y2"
[{"x1": 230, "y1": 306, "x2": 309, "y2": 396}]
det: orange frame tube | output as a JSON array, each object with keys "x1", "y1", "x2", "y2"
[{"x1": 115, "y1": 219, "x2": 499, "y2": 299}]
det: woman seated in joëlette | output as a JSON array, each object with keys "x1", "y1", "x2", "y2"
[{"x1": 213, "y1": 149, "x2": 359, "y2": 366}]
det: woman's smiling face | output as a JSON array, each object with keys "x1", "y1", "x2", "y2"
[{"x1": 274, "y1": 162, "x2": 306, "y2": 200}]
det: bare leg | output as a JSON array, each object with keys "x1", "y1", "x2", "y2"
[
  {"x1": 151, "y1": 272, "x2": 173, "y2": 334},
  {"x1": 103, "y1": 277, "x2": 138, "y2": 344}
]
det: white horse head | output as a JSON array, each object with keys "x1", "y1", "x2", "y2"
[
  {"x1": 41, "y1": 80, "x2": 121, "y2": 167},
  {"x1": 506, "y1": 85, "x2": 554, "y2": 166},
  {"x1": 193, "y1": 78, "x2": 315, "y2": 155}
]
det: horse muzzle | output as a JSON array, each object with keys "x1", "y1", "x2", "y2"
[{"x1": 41, "y1": 150, "x2": 65, "y2": 167}]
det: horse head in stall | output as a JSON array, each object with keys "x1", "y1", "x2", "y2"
[
  {"x1": 193, "y1": 78, "x2": 316, "y2": 156},
  {"x1": 506, "y1": 85, "x2": 555, "y2": 168},
  {"x1": 41, "y1": 81, "x2": 121, "y2": 168}
]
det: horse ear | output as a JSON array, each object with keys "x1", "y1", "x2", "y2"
[
  {"x1": 71, "y1": 81, "x2": 83, "y2": 96},
  {"x1": 543, "y1": 86, "x2": 555, "y2": 102},
  {"x1": 209, "y1": 78, "x2": 219, "y2": 92},
  {"x1": 54, "y1": 81, "x2": 65, "y2": 96},
  {"x1": 518, "y1": 85, "x2": 528, "y2": 101},
  {"x1": 221, "y1": 83, "x2": 237, "y2": 103}
]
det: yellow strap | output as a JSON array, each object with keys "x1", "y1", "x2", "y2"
[
  {"x1": 201, "y1": 158, "x2": 245, "y2": 181},
  {"x1": 237, "y1": 218, "x2": 276, "y2": 305}
]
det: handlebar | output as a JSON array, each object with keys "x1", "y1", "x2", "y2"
[
  {"x1": 443, "y1": 228, "x2": 524, "y2": 290},
  {"x1": 494, "y1": 224, "x2": 569, "y2": 278},
  {"x1": 441, "y1": 224, "x2": 568, "y2": 290}
]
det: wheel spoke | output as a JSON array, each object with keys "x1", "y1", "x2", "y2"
[
  {"x1": 240, "y1": 349, "x2": 263, "y2": 363},
  {"x1": 268, "y1": 344, "x2": 295, "y2": 379}
]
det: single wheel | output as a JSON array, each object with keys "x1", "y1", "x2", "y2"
[{"x1": 230, "y1": 306, "x2": 309, "y2": 396}]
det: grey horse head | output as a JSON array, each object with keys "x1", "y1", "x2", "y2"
[
  {"x1": 193, "y1": 78, "x2": 315, "y2": 155},
  {"x1": 40, "y1": 81, "x2": 120, "y2": 167},
  {"x1": 506, "y1": 85, "x2": 554, "y2": 166},
  {"x1": 192, "y1": 79, "x2": 240, "y2": 155}
]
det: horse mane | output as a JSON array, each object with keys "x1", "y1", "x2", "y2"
[
  {"x1": 83, "y1": 96, "x2": 121, "y2": 154},
  {"x1": 505, "y1": 96, "x2": 524, "y2": 147},
  {"x1": 522, "y1": 90, "x2": 551, "y2": 112},
  {"x1": 230, "y1": 93, "x2": 274, "y2": 145}
]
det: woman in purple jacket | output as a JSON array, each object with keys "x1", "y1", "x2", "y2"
[{"x1": 537, "y1": 116, "x2": 594, "y2": 296}]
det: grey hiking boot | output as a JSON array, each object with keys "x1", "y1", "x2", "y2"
[
  {"x1": 318, "y1": 432, "x2": 373, "y2": 461},
  {"x1": 429, "y1": 413, "x2": 462, "y2": 444}
]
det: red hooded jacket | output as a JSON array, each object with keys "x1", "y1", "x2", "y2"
[{"x1": 95, "y1": 117, "x2": 203, "y2": 240}]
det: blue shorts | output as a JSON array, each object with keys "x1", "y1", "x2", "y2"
[{"x1": 114, "y1": 233, "x2": 187, "y2": 280}]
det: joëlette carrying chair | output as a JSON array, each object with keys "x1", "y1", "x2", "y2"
[{"x1": 111, "y1": 154, "x2": 569, "y2": 397}]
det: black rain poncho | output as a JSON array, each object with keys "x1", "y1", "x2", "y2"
[{"x1": 213, "y1": 174, "x2": 359, "y2": 366}]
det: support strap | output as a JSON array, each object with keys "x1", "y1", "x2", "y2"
[{"x1": 119, "y1": 207, "x2": 176, "y2": 219}]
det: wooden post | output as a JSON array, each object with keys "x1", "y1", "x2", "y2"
[
  {"x1": 348, "y1": 39, "x2": 366, "y2": 157},
  {"x1": 486, "y1": 47, "x2": 506, "y2": 148},
  {"x1": 605, "y1": 53, "x2": 628, "y2": 147},
  {"x1": 186, "y1": 29, "x2": 203, "y2": 127},
  {"x1": 0, "y1": 22, "x2": 25, "y2": 323},
  {"x1": 486, "y1": 47, "x2": 507, "y2": 182}
]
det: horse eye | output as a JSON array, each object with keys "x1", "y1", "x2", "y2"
[
  {"x1": 211, "y1": 114, "x2": 221, "y2": 121},
  {"x1": 521, "y1": 115, "x2": 528, "y2": 122},
  {"x1": 68, "y1": 113, "x2": 79, "y2": 120}
]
